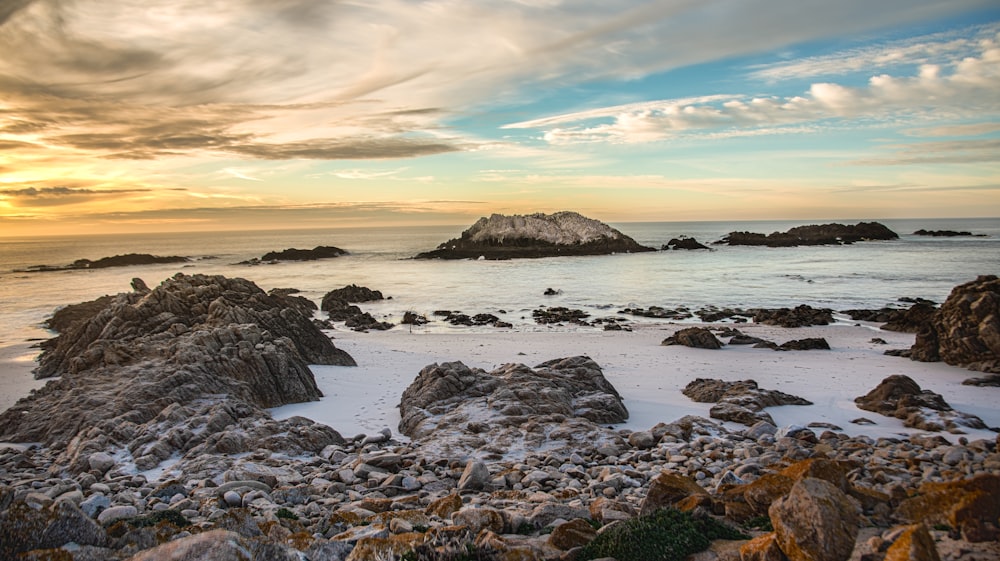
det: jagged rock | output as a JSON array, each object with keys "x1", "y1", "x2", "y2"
[
  {"x1": 260, "y1": 246, "x2": 347, "y2": 261},
  {"x1": 0, "y1": 274, "x2": 353, "y2": 474},
  {"x1": 548, "y1": 518, "x2": 597, "y2": 550},
  {"x1": 268, "y1": 288, "x2": 319, "y2": 317},
  {"x1": 854, "y1": 375, "x2": 987, "y2": 433},
  {"x1": 663, "y1": 236, "x2": 710, "y2": 250},
  {"x1": 322, "y1": 284, "x2": 385, "y2": 304},
  {"x1": 533, "y1": 307, "x2": 590, "y2": 325},
  {"x1": 398, "y1": 356, "x2": 628, "y2": 458},
  {"x1": 415, "y1": 211, "x2": 656, "y2": 259},
  {"x1": 683, "y1": 379, "x2": 812, "y2": 426},
  {"x1": 769, "y1": 477, "x2": 859, "y2": 561},
  {"x1": 752, "y1": 305, "x2": 833, "y2": 327},
  {"x1": 402, "y1": 312, "x2": 429, "y2": 325},
  {"x1": 126, "y1": 529, "x2": 254, "y2": 561},
  {"x1": 662, "y1": 327, "x2": 723, "y2": 349},
  {"x1": 740, "y1": 533, "x2": 787, "y2": 561},
  {"x1": 716, "y1": 222, "x2": 898, "y2": 247},
  {"x1": 913, "y1": 229, "x2": 978, "y2": 237},
  {"x1": 909, "y1": 275, "x2": 1000, "y2": 373},
  {"x1": 776, "y1": 338, "x2": 830, "y2": 351},
  {"x1": 0, "y1": 500, "x2": 107, "y2": 559},
  {"x1": 458, "y1": 460, "x2": 490, "y2": 491}
]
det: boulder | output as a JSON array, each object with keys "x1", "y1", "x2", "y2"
[
  {"x1": 398, "y1": 356, "x2": 628, "y2": 459},
  {"x1": 854, "y1": 375, "x2": 987, "y2": 432},
  {"x1": 415, "y1": 211, "x2": 656, "y2": 259},
  {"x1": 683, "y1": 378, "x2": 812, "y2": 426},
  {"x1": 126, "y1": 529, "x2": 252, "y2": 561},
  {"x1": 884, "y1": 524, "x2": 941, "y2": 561},
  {"x1": 769, "y1": 477, "x2": 859, "y2": 561},
  {"x1": 322, "y1": 284, "x2": 385, "y2": 304},
  {"x1": 909, "y1": 275, "x2": 1000, "y2": 373},
  {"x1": 777, "y1": 338, "x2": 830, "y2": 351},
  {"x1": 662, "y1": 327, "x2": 723, "y2": 349},
  {"x1": 640, "y1": 471, "x2": 710, "y2": 515},
  {"x1": 896, "y1": 473, "x2": 1000, "y2": 542}
]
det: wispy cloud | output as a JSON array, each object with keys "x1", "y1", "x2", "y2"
[{"x1": 849, "y1": 138, "x2": 1000, "y2": 165}]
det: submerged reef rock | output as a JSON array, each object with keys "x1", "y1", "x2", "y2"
[
  {"x1": 415, "y1": 211, "x2": 656, "y2": 259},
  {"x1": 662, "y1": 236, "x2": 710, "y2": 250},
  {"x1": 854, "y1": 374, "x2": 988, "y2": 433},
  {"x1": 716, "y1": 221, "x2": 898, "y2": 247},
  {"x1": 908, "y1": 275, "x2": 1000, "y2": 373},
  {"x1": 0, "y1": 273, "x2": 354, "y2": 473},
  {"x1": 398, "y1": 356, "x2": 628, "y2": 458}
]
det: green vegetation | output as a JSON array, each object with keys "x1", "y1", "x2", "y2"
[
  {"x1": 275, "y1": 507, "x2": 299, "y2": 521},
  {"x1": 578, "y1": 508, "x2": 748, "y2": 561},
  {"x1": 744, "y1": 515, "x2": 773, "y2": 532}
]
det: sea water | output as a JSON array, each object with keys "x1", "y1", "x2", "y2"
[{"x1": 1, "y1": 217, "x2": 997, "y2": 355}]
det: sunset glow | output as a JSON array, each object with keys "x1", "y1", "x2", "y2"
[{"x1": 1, "y1": 1, "x2": 998, "y2": 236}]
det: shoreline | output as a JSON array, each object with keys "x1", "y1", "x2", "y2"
[
  {"x1": 4, "y1": 319, "x2": 997, "y2": 444},
  {"x1": 270, "y1": 321, "x2": 1000, "y2": 445}
]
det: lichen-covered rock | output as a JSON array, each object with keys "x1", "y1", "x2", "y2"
[
  {"x1": 770, "y1": 478, "x2": 859, "y2": 561},
  {"x1": 415, "y1": 211, "x2": 655, "y2": 259},
  {"x1": 909, "y1": 275, "x2": 1000, "y2": 373},
  {"x1": 398, "y1": 356, "x2": 628, "y2": 459},
  {"x1": 854, "y1": 374, "x2": 987, "y2": 433},
  {"x1": 884, "y1": 524, "x2": 941, "y2": 561},
  {"x1": 741, "y1": 533, "x2": 788, "y2": 561},
  {"x1": 126, "y1": 529, "x2": 253, "y2": 561},
  {"x1": 896, "y1": 474, "x2": 1000, "y2": 542},
  {"x1": 640, "y1": 472, "x2": 710, "y2": 515}
]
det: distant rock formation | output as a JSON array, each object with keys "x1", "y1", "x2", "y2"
[
  {"x1": 908, "y1": 275, "x2": 1000, "y2": 373},
  {"x1": 0, "y1": 273, "x2": 354, "y2": 474},
  {"x1": 261, "y1": 246, "x2": 348, "y2": 261},
  {"x1": 415, "y1": 211, "x2": 656, "y2": 259},
  {"x1": 716, "y1": 222, "x2": 898, "y2": 247},
  {"x1": 913, "y1": 229, "x2": 981, "y2": 237},
  {"x1": 398, "y1": 356, "x2": 629, "y2": 458},
  {"x1": 662, "y1": 236, "x2": 710, "y2": 250},
  {"x1": 843, "y1": 301, "x2": 937, "y2": 333},
  {"x1": 21, "y1": 253, "x2": 189, "y2": 272},
  {"x1": 661, "y1": 327, "x2": 723, "y2": 349}
]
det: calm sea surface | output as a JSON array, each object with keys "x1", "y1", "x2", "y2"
[{"x1": 1, "y1": 218, "x2": 998, "y2": 351}]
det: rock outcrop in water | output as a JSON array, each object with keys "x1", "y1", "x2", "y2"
[
  {"x1": 21, "y1": 253, "x2": 189, "y2": 272},
  {"x1": 0, "y1": 273, "x2": 355, "y2": 474},
  {"x1": 260, "y1": 245, "x2": 348, "y2": 261},
  {"x1": 398, "y1": 356, "x2": 629, "y2": 458},
  {"x1": 716, "y1": 222, "x2": 898, "y2": 247},
  {"x1": 908, "y1": 275, "x2": 1000, "y2": 374},
  {"x1": 415, "y1": 211, "x2": 656, "y2": 259}
]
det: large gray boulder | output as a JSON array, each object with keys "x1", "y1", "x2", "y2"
[{"x1": 398, "y1": 356, "x2": 628, "y2": 458}]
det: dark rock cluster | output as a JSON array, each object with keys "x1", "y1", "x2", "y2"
[
  {"x1": 683, "y1": 378, "x2": 813, "y2": 426},
  {"x1": 21, "y1": 253, "x2": 189, "y2": 272},
  {"x1": 320, "y1": 285, "x2": 393, "y2": 332},
  {"x1": 908, "y1": 275, "x2": 1000, "y2": 373},
  {"x1": 261, "y1": 246, "x2": 348, "y2": 261},
  {"x1": 715, "y1": 221, "x2": 899, "y2": 247},
  {"x1": 854, "y1": 374, "x2": 989, "y2": 433}
]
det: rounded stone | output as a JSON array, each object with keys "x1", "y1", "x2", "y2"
[
  {"x1": 223, "y1": 490, "x2": 242, "y2": 507},
  {"x1": 98, "y1": 505, "x2": 138, "y2": 525}
]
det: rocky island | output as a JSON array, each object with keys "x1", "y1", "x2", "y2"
[
  {"x1": 715, "y1": 222, "x2": 898, "y2": 247},
  {"x1": 415, "y1": 211, "x2": 655, "y2": 259},
  {"x1": 19, "y1": 253, "x2": 190, "y2": 272}
]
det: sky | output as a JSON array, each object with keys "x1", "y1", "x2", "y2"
[{"x1": 0, "y1": 0, "x2": 999, "y2": 236}]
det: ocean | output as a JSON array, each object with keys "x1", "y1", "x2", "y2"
[{"x1": 1, "y1": 217, "x2": 997, "y2": 355}]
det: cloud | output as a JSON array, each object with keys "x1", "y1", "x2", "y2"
[
  {"x1": 849, "y1": 138, "x2": 1000, "y2": 165},
  {"x1": 748, "y1": 22, "x2": 1000, "y2": 81},
  {"x1": 0, "y1": 185, "x2": 179, "y2": 207},
  {"x1": 507, "y1": 38, "x2": 1000, "y2": 144}
]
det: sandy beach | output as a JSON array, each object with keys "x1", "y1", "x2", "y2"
[
  {"x1": 4, "y1": 319, "x2": 996, "y2": 445},
  {"x1": 268, "y1": 320, "x2": 1000, "y2": 444}
]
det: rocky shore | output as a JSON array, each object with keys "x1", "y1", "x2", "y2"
[
  {"x1": 715, "y1": 222, "x2": 898, "y2": 247},
  {"x1": 1, "y1": 274, "x2": 998, "y2": 560}
]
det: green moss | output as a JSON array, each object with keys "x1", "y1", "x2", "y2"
[
  {"x1": 744, "y1": 515, "x2": 773, "y2": 532},
  {"x1": 275, "y1": 507, "x2": 299, "y2": 521},
  {"x1": 577, "y1": 508, "x2": 748, "y2": 561}
]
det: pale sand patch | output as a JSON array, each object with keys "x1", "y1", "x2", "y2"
[
  {"x1": 0, "y1": 342, "x2": 44, "y2": 413},
  {"x1": 272, "y1": 321, "x2": 1000, "y2": 443}
]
